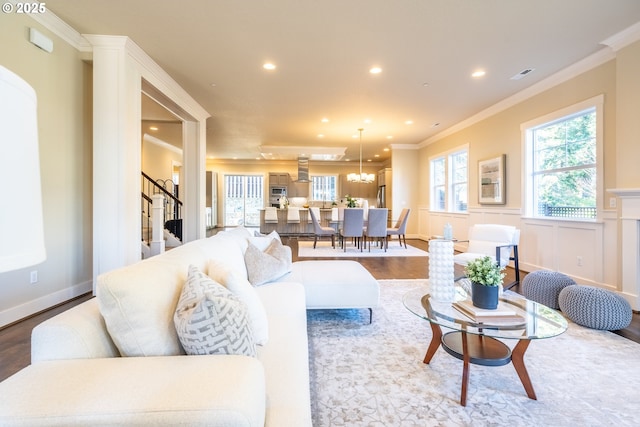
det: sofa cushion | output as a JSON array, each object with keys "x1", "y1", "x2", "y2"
[
  {"x1": 245, "y1": 239, "x2": 292, "y2": 286},
  {"x1": 208, "y1": 259, "x2": 269, "y2": 345},
  {"x1": 174, "y1": 266, "x2": 256, "y2": 357}
]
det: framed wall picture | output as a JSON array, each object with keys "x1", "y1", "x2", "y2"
[{"x1": 478, "y1": 155, "x2": 506, "y2": 205}]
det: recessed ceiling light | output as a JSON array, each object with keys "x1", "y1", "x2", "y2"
[
  {"x1": 367, "y1": 159, "x2": 372, "y2": 162},
  {"x1": 263, "y1": 63, "x2": 276, "y2": 70},
  {"x1": 383, "y1": 148, "x2": 390, "y2": 152},
  {"x1": 364, "y1": 118, "x2": 372, "y2": 124},
  {"x1": 321, "y1": 117, "x2": 329, "y2": 123},
  {"x1": 405, "y1": 120, "x2": 413, "y2": 125},
  {"x1": 317, "y1": 134, "x2": 324, "y2": 138},
  {"x1": 472, "y1": 70, "x2": 486, "y2": 78},
  {"x1": 369, "y1": 67, "x2": 382, "y2": 74},
  {"x1": 210, "y1": 83, "x2": 217, "y2": 87},
  {"x1": 386, "y1": 136, "x2": 393, "y2": 140},
  {"x1": 374, "y1": 154, "x2": 380, "y2": 158},
  {"x1": 423, "y1": 82, "x2": 429, "y2": 87},
  {"x1": 149, "y1": 126, "x2": 158, "y2": 131}
]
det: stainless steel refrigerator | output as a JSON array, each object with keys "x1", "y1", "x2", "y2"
[{"x1": 376, "y1": 185, "x2": 386, "y2": 208}]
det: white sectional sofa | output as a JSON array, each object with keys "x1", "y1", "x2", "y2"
[{"x1": 0, "y1": 227, "x2": 314, "y2": 426}]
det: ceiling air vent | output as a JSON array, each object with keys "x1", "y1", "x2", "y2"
[
  {"x1": 295, "y1": 157, "x2": 310, "y2": 183},
  {"x1": 510, "y1": 68, "x2": 535, "y2": 80}
]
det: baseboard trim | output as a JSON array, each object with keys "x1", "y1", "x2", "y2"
[{"x1": 0, "y1": 280, "x2": 93, "y2": 328}]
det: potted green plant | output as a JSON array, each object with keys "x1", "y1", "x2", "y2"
[
  {"x1": 344, "y1": 194, "x2": 357, "y2": 208},
  {"x1": 464, "y1": 256, "x2": 506, "y2": 309}
]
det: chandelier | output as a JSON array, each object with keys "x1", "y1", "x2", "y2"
[{"x1": 347, "y1": 128, "x2": 376, "y2": 183}]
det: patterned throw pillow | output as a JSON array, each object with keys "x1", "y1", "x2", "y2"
[
  {"x1": 244, "y1": 238, "x2": 292, "y2": 286},
  {"x1": 174, "y1": 265, "x2": 256, "y2": 357}
]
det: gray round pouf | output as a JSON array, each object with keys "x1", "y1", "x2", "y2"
[
  {"x1": 522, "y1": 270, "x2": 576, "y2": 309},
  {"x1": 558, "y1": 285, "x2": 633, "y2": 330}
]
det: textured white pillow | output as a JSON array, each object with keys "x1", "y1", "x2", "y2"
[
  {"x1": 244, "y1": 239, "x2": 292, "y2": 286},
  {"x1": 174, "y1": 265, "x2": 256, "y2": 357},
  {"x1": 248, "y1": 230, "x2": 281, "y2": 251},
  {"x1": 208, "y1": 259, "x2": 269, "y2": 345}
]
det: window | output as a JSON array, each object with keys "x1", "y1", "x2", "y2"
[
  {"x1": 224, "y1": 174, "x2": 264, "y2": 226},
  {"x1": 523, "y1": 96, "x2": 602, "y2": 220},
  {"x1": 311, "y1": 175, "x2": 337, "y2": 203},
  {"x1": 430, "y1": 147, "x2": 468, "y2": 212}
]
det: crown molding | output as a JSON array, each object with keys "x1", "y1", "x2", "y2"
[
  {"x1": 143, "y1": 133, "x2": 182, "y2": 155},
  {"x1": 83, "y1": 35, "x2": 210, "y2": 123},
  {"x1": 390, "y1": 144, "x2": 419, "y2": 150},
  {"x1": 18, "y1": 1, "x2": 92, "y2": 52},
  {"x1": 419, "y1": 46, "x2": 616, "y2": 148},
  {"x1": 418, "y1": 20, "x2": 640, "y2": 148},
  {"x1": 601, "y1": 21, "x2": 640, "y2": 51}
]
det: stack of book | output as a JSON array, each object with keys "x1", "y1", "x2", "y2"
[{"x1": 452, "y1": 299, "x2": 526, "y2": 324}]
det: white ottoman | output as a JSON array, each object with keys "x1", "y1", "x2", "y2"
[{"x1": 286, "y1": 260, "x2": 380, "y2": 322}]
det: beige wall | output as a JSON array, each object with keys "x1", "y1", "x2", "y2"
[
  {"x1": 0, "y1": 14, "x2": 92, "y2": 325},
  {"x1": 141, "y1": 133, "x2": 183, "y2": 183},
  {"x1": 615, "y1": 41, "x2": 640, "y2": 188}
]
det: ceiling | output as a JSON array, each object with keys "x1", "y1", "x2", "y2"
[{"x1": 46, "y1": 0, "x2": 640, "y2": 163}]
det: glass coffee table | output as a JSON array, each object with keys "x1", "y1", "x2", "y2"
[{"x1": 403, "y1": 280, "x2": 567, "y2": 406}]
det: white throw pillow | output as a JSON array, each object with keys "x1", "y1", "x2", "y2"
[
  {"x1": 174, "y1": 265, "x2": 256, "y2": 357},
  {"x1": 208, "y1": 259, "x2": 269, "y2": 345},
  {"x1": 244, "y1": 238, "x2": 292, "y2": 286},
  {"x1": 248, "y1": 230, "x2": 282, "y2": 251}
]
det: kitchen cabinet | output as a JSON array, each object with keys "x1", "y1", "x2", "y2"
[{"x1": 269, "y1": 173, "x2": 290, "y2": 186}]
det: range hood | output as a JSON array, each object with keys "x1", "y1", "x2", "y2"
[{"x1": 295, "y1": 157, "x2": 310, "y2": 183}]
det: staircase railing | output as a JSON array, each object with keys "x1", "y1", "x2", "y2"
[{"x1": 141, "y1": 172, "x2": 183, "y2": 245}]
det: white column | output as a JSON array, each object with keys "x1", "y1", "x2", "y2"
[
  {"x1": 151, "y1": 194, "x2": 166, "y2": 256},
  {"x1": 88, "y1": 36, "x2": 142, "y2": 290}
]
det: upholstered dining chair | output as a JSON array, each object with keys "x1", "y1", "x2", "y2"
[
  {"x1": 386, "y1": 208, "x2": 410, "y2": 248},
  {"x1": 340, "y1": 208, "x2": 364, "y2": 252},
  {"x1": 453, "y1": 223, "x2": 521, "y2": 289},
  {"x1": 364, "y1": 208, "x2": 388, "y2": 252},
  {"x1": 309, "y1": 207, "x2": 336, "y2": 248}
]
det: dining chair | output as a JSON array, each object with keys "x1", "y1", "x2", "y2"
[
  {"x1": 364, "y1": 208, "x2": 388, "y2": 252},
  {"x1": 339, "y1": 208, "x2": 364, "y2": 252},
  {"x1": 309, "y1": 207, "x2": 336, "y2": 248},
  {"x1": 386, "y1": 208, "x2": 410, "y2": 248}
]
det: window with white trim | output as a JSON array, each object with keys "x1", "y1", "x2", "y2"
[
  {"x1": 311, "y1": 175, "x2": 337, "y2": 202},
  {"x1": 523, "y1": 96, "x2": 602, "y2": 220},
  {"x1": 430, "y1": 147, "x2": 468, "y2": 212}
]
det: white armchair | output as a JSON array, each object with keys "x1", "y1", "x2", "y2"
[{"x1": 453, "y1": 224, "x2": 520, "y2": 289}]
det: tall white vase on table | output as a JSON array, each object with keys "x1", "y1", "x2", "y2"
[{"x1": 429, "y1": 239, "x2": 455, "y2": 302}]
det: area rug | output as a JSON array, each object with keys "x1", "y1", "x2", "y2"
[
  {"x1": 306, "y1": 279, "x2": 640, "y2": 426},
  {"x1": 298, "y1": 240, "x2": 429, "y2": 258}
]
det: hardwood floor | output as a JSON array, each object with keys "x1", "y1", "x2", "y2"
[{"x1": 1, "y1": 237, "x2": 638, "y2": 382}]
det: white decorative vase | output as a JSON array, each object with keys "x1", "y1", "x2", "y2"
[{"x1": 428, "y1": 239, "x2": 455, "y2": 302}]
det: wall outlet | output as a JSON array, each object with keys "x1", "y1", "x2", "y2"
[
  {"x1": 576, "y1": 256, "x2": 583, "y2": 267},
  {"x1": 609, "y1": 197, "x2": 617, "y2": 208},
  {"x1": 30, "y1": 270, "x2": 38, "y2": 284}
]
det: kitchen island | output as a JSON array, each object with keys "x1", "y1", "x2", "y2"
[{"x1": 259, "y1": 208, "x2": 336, "y2": 235}]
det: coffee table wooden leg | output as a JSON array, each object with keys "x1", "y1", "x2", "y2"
[
  {"x1": 423, "y1": 322, "x2": 442, "y2": 364},
  {"x1": 460, "y1": 331, "x2": 470, "y2": 406},
  {"x1": 511, "y1": 339, "x2": 537, "y2": 400}
]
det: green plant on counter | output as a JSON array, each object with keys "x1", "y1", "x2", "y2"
[{"x1": 345, "y1": 194, "x2": 357, "y2": 208}]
